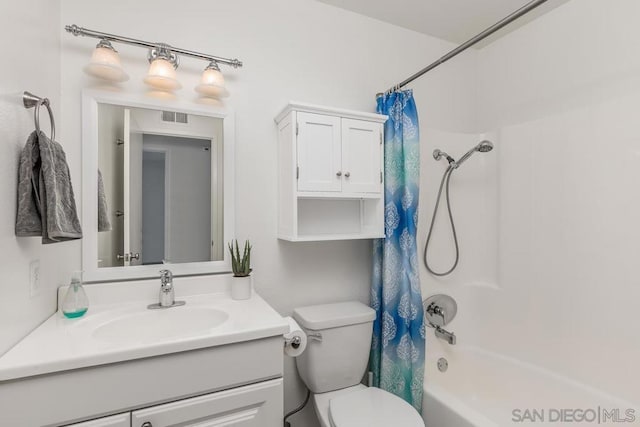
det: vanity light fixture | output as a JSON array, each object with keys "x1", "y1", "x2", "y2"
[
  {"x1": 83, "y1": 39, "x2": 129, "y2": 82},
  {"x1": 195, "y1": 61, "x2": 229, "y2": 99},
  {"x1": 65, "y1": 24, "x2": 243, "y2": 97}
]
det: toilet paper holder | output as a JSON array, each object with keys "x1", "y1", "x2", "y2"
[
  {"x1": 284, "y1": 331, "x2": 321, "y2": 348},
  {"x1": 285, "y1": 335, "x2": 302, "y2": 349}
]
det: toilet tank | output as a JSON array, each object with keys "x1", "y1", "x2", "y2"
[{"x1": 293, "y1": 301, "x2": 376, "y2": 394}]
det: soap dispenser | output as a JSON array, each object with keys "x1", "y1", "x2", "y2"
[{"x1": 62, "y1": 271, "x2": 89, "y2": 318}]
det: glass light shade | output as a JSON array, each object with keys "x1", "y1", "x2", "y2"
[
  {"x1": 83, "y1": 46, "x2": 129, "y2": 82},
  {"x1": 144, "y1": 58, "x2": 182, "y2": 91},
  {"x1": 195, "y1": 67, "x2": 229, "y2": 98}
]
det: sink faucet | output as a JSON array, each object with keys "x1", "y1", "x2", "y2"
[
  {"x1": 148, "y1": 270, "x2": 186, "y2": 310},
  {"x1": 159, "y1": 269, "x2": 174, "y2": 307}
]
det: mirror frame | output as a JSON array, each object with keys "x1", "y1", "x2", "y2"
[{"x1": 81, "y1": 90, "x2": 235, "y2": 282}]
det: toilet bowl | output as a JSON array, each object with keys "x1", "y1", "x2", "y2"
[
  {"x1": 293, "y1": 301, "x2": 424, "y2": 427},
  {"x1": 313, "y1": 384, "x2": 424, "y2": 427}
]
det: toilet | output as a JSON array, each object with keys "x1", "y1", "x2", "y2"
[{"x1": 293, "y1": 301, "x2": 424, "y2": 427}]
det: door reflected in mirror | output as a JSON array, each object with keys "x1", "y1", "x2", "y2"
[{"x1": 97, "y1": 104, "x2": 224, "y2": 269}]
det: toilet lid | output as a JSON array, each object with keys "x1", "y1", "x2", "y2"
[{"x1": 329, "y1": 387, "x2": 424, "y2": 427}]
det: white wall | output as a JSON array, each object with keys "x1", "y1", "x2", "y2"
[
  {"x1": 60, "y1": 1, "x2": 475, "y2": 425},
  {"x1": 0, "y1": 1, "x2": 78, "y2": 356},
  {"x1": 469, "y1": 0, "x2": 640, "y2": 404}
]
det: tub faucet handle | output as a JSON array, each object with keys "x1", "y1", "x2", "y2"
[{"x1": 426, "y1": 302, "x2": 446, "y2": 327}]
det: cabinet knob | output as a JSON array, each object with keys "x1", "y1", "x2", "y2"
[
  {"x1": 344, "y1": 172, "x2": 351, "y2": 178},
  {"x1": 336, "y1": 171, "x2": 342, "y2": 177},
  {"x1": 141, "y1": 423, "x2": 153, "y2": 427}
]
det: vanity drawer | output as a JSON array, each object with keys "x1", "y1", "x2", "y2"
[
  {"x1": 132, "y1": 378, "x2": 283, "y2": 427},
  {"x1": 64, "y1": 413, "x2": 130, "y2": 427}
]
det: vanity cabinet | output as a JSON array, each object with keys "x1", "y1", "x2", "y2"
[
  {"x1": 276, "y1": 102, "x2": 388, "y2": 241},
  {"x1": 1, "y1": 336, "x2": 284, "y2": 427},
  {"x1": 65, "y1": 380, "x2": 281, "y2": 427}
]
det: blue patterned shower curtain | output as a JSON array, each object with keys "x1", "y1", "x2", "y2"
[{"x1": 370, "y1": 90, "x2": 425, "y2": 412}]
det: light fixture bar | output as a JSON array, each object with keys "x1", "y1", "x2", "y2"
[{"x1": 65, "y1": 24, "x2": 243, "y2": 68}]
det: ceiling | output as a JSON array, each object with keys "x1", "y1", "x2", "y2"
[{"x1": 315, "y1": 0, "x2": 569, "y2": 47}]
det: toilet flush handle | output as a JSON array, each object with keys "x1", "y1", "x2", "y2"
[{"x1": 307, "y1": 332, "x2": 323, "y2": 342}]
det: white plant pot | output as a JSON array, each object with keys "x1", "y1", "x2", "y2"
[{"x1": 231, "y1": 275, "x2": 252, "y2": 300}]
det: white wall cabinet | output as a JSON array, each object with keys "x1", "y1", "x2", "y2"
[
  {"x1": 276, "y1": 102, "x2": 387, "y2": 241},
  {"x1": 296, "y1": 112, "x2": 342, "y2": 192},
  {"x1": 341, "y1": 118, "x2": 383, "y2": 194}
]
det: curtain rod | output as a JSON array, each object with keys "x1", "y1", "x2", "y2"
[
  {"x1": 65, "y1": 24, "x2": 243, "y2": 68},
  {"x1": 377, "y1": 0, "x2": 549, "y2": 97}
]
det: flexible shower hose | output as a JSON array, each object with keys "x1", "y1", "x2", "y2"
[{"x1": 423, "y1": 165, "x2": 459, "y2": 276}]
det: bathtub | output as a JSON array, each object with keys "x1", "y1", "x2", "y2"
[{"x1": 422, "y1": 345, "x2": 639, "y2": 427}]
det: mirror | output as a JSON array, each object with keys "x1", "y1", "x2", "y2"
[{"x1": 82, "y1": 91, "x2": 234, "y2": 281}]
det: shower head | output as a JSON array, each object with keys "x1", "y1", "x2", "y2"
[
  {"x1": 433, "y1": 149, "x2": 455, "y2": 164},
  {"x1": 453, "y1": 140, "x2": 494, "y2": 168},
  {"x1": 476, "y1": 140, "x2": 494, "y2": 153}
]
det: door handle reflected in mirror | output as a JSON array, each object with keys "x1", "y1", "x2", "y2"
[{"x1": 116, "y1": 252, "x2": 140, "y2": 262}]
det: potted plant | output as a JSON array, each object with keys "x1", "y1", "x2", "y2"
[{"x1": 228, "y1": 239, "x2": 252, "y2": 300}]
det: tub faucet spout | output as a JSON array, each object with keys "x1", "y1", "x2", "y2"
[{"x1": 434, "y1": 325, "x2": 456, "y2": 345}]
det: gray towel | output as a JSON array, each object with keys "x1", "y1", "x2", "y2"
[
  {"x1": 15, "y1": 130, "x2": 82, "y2": 243},
  {"x1": 97, "y1": 169, "x2": 112, "y2": 232}
]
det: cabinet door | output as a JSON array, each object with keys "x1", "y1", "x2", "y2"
[
  {"x1": 341, "y1": 119, "x2": 382, "y2": 194},
  {"x1": 65, "y1": 413, "x2": 130, "y2": 427},
  {"x1": 131, "y1": 378, "x2": 283, "y2": 427},
  {"x1": 296, "y1": 112, "x2": 342, "y2": 192}
]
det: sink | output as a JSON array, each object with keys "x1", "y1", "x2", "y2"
[{"x1": 92, "y1": 306, "x2": 229, "y2": 345}]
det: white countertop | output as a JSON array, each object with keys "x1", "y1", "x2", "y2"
[{"x1": 0, "y1": 275, "x2": 288, "y2": 382}]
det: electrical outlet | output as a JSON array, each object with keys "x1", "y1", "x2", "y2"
[{"x1": 29, "y1": 259, "x2": 41, "y2": 297}]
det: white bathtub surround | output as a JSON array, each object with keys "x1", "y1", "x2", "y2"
[
  {"x1": 463, "y1": 0, "x2": 640, "y2": 405},
  {"x1": 415, "y1": 0, "x2": 640, "y2": 411},
  {"x1": 423, "y1": 344, "x2": 640, "y2": 427},
  {"x1": 0, "y1": 274, "x2": 287, "y2": 381}
]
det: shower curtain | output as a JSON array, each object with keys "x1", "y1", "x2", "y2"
[{"x1": 370, "y1": 89, "x2": 425, "y2": 412}]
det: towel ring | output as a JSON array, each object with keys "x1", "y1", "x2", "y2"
[{"x1": 23, "y1": 91, "x2": 56, "y2": 141}]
